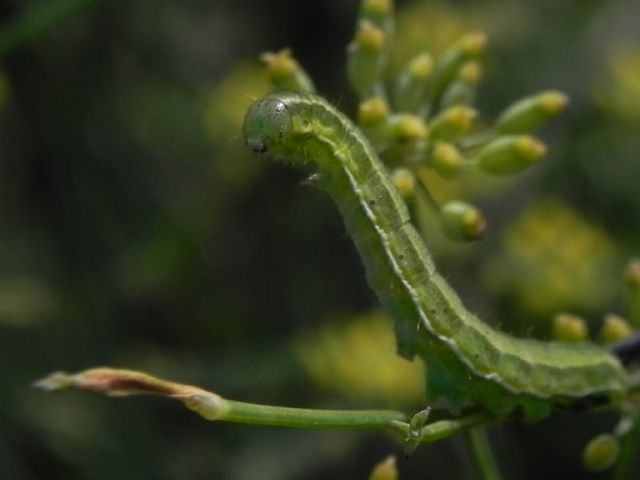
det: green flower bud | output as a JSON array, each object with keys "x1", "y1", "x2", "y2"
[
  {"x1": 430, "y1": 105, "x2": 477, "y2": 141},
  {"x1": 348, "y1": 20, "x2": 386, "y2": 99},
  {"x1": 440, "y1": 201, "x2": 486, "y2": 241},
  {"x1": 600, "y1": 314, "x2": 633, "y2": 344},
  {"x1": 552, "y1": 313, "x2": 588, "y2": 342},
  {"x1": 358, "y1": 97, "x2": 390, "y2": 125},
  {"x1": 359, "y1": 0, "x2": 394, "y2": 62},
  {"x1": 391, "y1": 168, "x2": 416, "y2": 200},
  {"x1": 583, "y1": 434, "x2": 620, "y2": 472},
  {"x1": 430, "y1": 142, "x2": 463, "y2": 178},
  {"x1": 358, "y1": 97, "x2": 391, "y2": 146},
  {"x1": 496, "y1": 90, "x2": 568, "y2": 134},
  {"x1": 394, "y1": 52, "x2": 434, "y2": 113},
  {"x1": 383, "y1": 114, "x2": 430, "y2": 163},
  {"x1": 440, "y1": 61, "x2": 482, "y2": 109},
  {"x1": 260, "y1": 49, "x2": 315, "y2": 93},
  {"x1": 475, "y1": 135, "x2": 547, "y2": 175},
  {"x1": 430, "y1": 32, "x2": 487, "y2": 102},
  {"x1": 389, "y1": 114, "x2": 429, "y2": 143}
]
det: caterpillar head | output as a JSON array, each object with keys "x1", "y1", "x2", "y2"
[{"x1": 243, "y1": 95, "x2": 292, "y2": 155}]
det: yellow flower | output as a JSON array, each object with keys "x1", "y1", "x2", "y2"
[
  {"x1": 293, "y1": 311, "x2": 424, "y2": 407},
  {"x1": 594, "y1": 46, "x2": 640, "y2": 121},
  {"x1": 485, "y1": 198, "x2": 617, "y2": 316}
]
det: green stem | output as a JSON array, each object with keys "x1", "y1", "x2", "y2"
[
  {"x1": 612, "y1": 414, "x2": 640, "y2": 480},
  {"x1": 220, "y1": 400, "x2": 410, "y2": 429},
  {"x1": 464, "y1": 427, "x2": 503, "y2": 480},
  {"x1": 414, "y1": 174, "x2": 441, "y2": 213},
  {"x1": 34, "y1": 368, "x2": 411, "y2": 431},
  {"x1": 0, "y1": 0, "x2": 102, "y2": 57}
]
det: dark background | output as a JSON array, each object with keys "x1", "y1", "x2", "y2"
[{"x1": 1, "y1": 0, "x2": 640, "y2": 478}]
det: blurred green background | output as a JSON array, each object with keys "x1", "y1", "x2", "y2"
[{"x1": 1, "y1": 0, "x2": 640, "y2": 478}]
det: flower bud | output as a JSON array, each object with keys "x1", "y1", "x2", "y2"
[
  {"x1": 601, "y1": 314, "x2": 633, "y2": 344},
  {"x1": 429, "y1": 32, "x2": 487, "y2": 102},
  {"x1": 552, "y1": 313, "x2": 588, "y2": 342},
  {"x1": 368, "y1": 456, "x2": 398, "y2": 480},
  {"x1": 348, "y1": 20, "x2": 386, "y2": 98},
  {"x1": 583, "y1": 434, "x2": 620, "y2": 472},
  {"x1": 358, "y1": 97, "x2": 391, "y2": 146},
  {"x1": 440, "y1": 61, "x2": 482, "y2": 109},
  {"x1": 440, "y1": 201, "x2": 486, "y2": 241},
  {"x1": 389, "y1": 114, "x2": 429, "y2": 143},
  {"x1": 495, "y1": 90, "x2": 568, "y2": 134},
  {"x1": 359, "y1": 97, "x2": 390, "y2": 125},
  {"x1": 475, "y1": 135, "x2": 547, "y2": 175},
  {"x1": 260, "y1": 49, "x2": 315, "y2": 93},
  {"x1": 391, "y1": 168, "x2": 416, "y2": 200},
  {"x1": 429, "y1": 105, "x2": 477, "y2": 141},
  {"x1": 394, "y1": 52, "x2": 434, "y2": 112},
  {"x1": 430, "y1": 142, "x2": 463, "y2": 178}
]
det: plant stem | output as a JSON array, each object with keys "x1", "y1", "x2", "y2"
[
  {"x1": 612, "y1": 413, "x2": 640, "y2": 480},
  {"x1": 221, "y1": 400, "x2": 409, "y2": 429},
  {"x1": 463, "y1": 426, "x2": 503, "y2": 480},
  {"x1": 34, "y1": 368, "x2": 410, "y2": 431}
]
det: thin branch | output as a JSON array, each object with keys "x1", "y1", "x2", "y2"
[
  {"x1": 34, "y1": 368, "x2": 411, "y2": 431},
  {"x1": 464, "y1": 427, "x2": 503, "y2": 480}
]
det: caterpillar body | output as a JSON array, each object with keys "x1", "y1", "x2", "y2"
[{"x1": 243, "y1": 92, "x2": 627, "y2": 419}]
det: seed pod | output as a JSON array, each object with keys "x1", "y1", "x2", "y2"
[
  {"x1": 440, "y1": 201, "x2": 486, "y2": 241},
  {"x1": 429, "y1": 32, "x2": 487, "y2": 103},
  {"x1": 601, "y1": 314, "x2": 633, "y2": 344},
  {"x1": 583, "y1": 434, "x2": 620, "y2": 472},
  {"x1": 552, "y1": 313, "x2": 588, "y2": 342},
  {"x1": 430, "y1": 142, "x2": 463, "y2": 178},
  {"x1": 347, "y1": 20, "x2": 386, "y2": 99},
  {"x1": 394, "y1": 52, "x2": 434, "y2": 113},
  {"x1": 429, "y1": 105, "x2": 477, "y2": 141},
  {"x1": 260, "y1": 49, "x2": 315, "y2": 93},
  {"x1": 475, "y1": 135, "x2": 547, "y2": 175},
  {"x1": 391, "y1": 168, "x2": 416, "y2": 200},
  {"x1": 495, "y1": 90, "x2": 568, "y2": 134}
]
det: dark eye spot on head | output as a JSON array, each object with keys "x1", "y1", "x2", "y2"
[{"x1": 247, "y1": 139, "x2": 267, "y2": 153}]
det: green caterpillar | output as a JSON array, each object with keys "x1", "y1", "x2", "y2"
[{"x1": 243, "y1": 92, "x2": 627, "y2": 420}]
